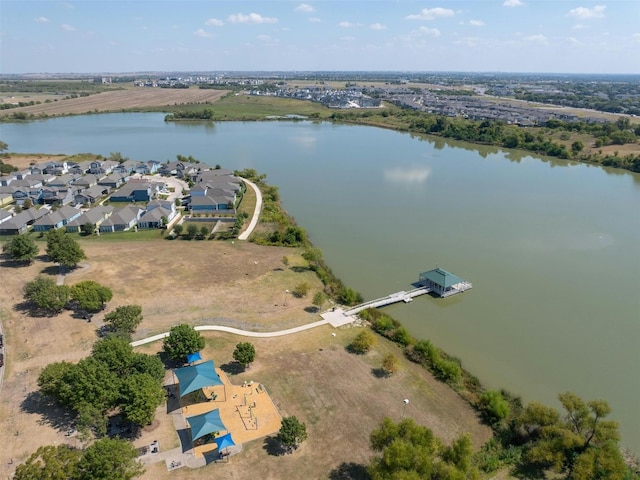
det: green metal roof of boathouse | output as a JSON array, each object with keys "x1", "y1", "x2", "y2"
[{"x1": 420, "y1": 268, "x2": 465, "y2": 288}]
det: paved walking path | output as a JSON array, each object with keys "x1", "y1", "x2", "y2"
[
  {"x1": 130, "y1": 319, "x2": 332, "y2": 347},
  {"x1": 237, "y1": 178, "x2": 262, "y2": 241}
]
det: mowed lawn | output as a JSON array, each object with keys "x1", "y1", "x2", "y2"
[{"x1": 0, "y1": 238, "x2": 491, "y2": 479}]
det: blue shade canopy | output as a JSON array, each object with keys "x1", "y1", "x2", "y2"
[
  {"x1": 186, "y1": 409, "x2": 227, "y2": 441},
  {"x1": 173, "y1": 360, "x2": 223, "y2": 397},
  {"x1": 214, "y1": 432, "x2": 236, "y2": 451},
  {"x1": 186, "y1": 351, "x2": 202, "y2": 363}
]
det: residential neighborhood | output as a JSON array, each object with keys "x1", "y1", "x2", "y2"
[{"x1": 0, "y1": 157, "x2": 244, "y2": 236}]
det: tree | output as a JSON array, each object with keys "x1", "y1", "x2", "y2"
[
  {"x1": 22, "y1": 198, "x2": 33, "y2": 209},
  {"x1": 312, "y1": 291, "x2": 326, "y2": 311},
  {"x1": 349, "y1": 329, "x2": 377, "y2": 354},
  {"x1": 233, "y1": 342, "x2": 256, "y2": 369},
  {"x1": 522, "y1": 392, "x2": 627, "y2": 479},
  {"x1": 186, "y1": 223, "x2": 198, "y2": 239},
  {"x1": 76, "y1": 438, "x2": 144, "y2": 480},
  {"x1": 70, "y1": 280, "x2": 113, "y2": 312},
  {"x1": 82, "y1": 221, "x2": 95, "y2": 236},
  {"x1": 103, "y1": 305, "x2": 143, "y2": 336},
  {"x1": 46, "y1": 229, "x2": 86, "y2": 268},
  {"x1": 163, "y1": 324, "x2": 205, "y2": 361},
  {"x1": 277, "y1": 416, "x2": 308, "y2": 453},
  {"x1": 571, "y1": 140, "x2": 584, "y2": 155},
  {"x1": 381, "y1": 354, "x2": 398, "y2": 376},
  {"x1": 91, "y1": 336, "x2": 136, "y2": 376},
  {"x1": 14, "y1": 444, "x2": 82, "y2": 480},
  {"x1": 292, "y1": 281, "x2": 310, "y2": 298},
  {"x1": 23, "y1": 276, "x2": 70, "y2": 314},
  {"x1": 479, "y1": 390, "x2": 510, "y2": 424},
  {"x1": 173, "y1": 224, "x2": 183, "y2": 236},
  {"x1": 198, "y1": 225, "x2": 209, "y2": 239},
  {"x1": 119, "y1": 373, "x2": 165, "y2": 426},
  {"x1": 2, "y1": 235, "x2": 38, "y2": 264}
]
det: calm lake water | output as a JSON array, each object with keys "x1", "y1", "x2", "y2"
[{"x1": 2, "y1": 113, "x2": 639, "y2": 451}]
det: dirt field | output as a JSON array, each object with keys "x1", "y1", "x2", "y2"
[
  {"x1": 0, "y1": 88, "x2": 229, "y2": 117},
  {"x1": 0, "y1": 238, "x2": 491, "y2": 479}
]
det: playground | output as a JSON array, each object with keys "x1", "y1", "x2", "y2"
[{"x1": 169, "y1": 361, "x2": 282, "y2": 460}]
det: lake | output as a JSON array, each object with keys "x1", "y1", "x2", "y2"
[{"x1": 2, "y1": 113, "x2": 639, "y2": 452}]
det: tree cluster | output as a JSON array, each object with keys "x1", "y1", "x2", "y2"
[
  {"x1": 368, "y1": 417, "x2": 478, "y2": 480},
  {"x1": 46, "y1": 229, "x2": 87, "y2": 268},
  {"x1": 102, "y1": 305, "x2": 143, "y2": 338},
  {"x1": 38, "y1": 336, "x2": 165, "y2": 435},
  {"x1": 24, "y1": 277, "x2": 113, "y2": 316},
  {"x1": 3, "y1": 235, "x2": 39, "y2": 264},
  {"x1": 14, "y1": 438, "x2": 143, "y2": 480}
]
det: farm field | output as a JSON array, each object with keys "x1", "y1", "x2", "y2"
[
  {"x1": 0, "y1": 87, "x2": 229, "y2": 117},
  {"x1": 0, "y1": 238, "x2": 491, "y2": 479}
]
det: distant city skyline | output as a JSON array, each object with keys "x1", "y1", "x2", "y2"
[{"x1": 2, "y1": 0, "x2": 639, "y2": 74}]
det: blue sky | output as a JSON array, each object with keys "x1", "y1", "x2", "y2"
[{"x1": 1, "y1": 0, "x2": 639, "y2": 74}]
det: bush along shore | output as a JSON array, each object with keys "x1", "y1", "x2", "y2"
[{"x1": 240, "y1": 169, "x2": 639, "y2": 478}]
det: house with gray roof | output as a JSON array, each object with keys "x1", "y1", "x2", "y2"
[
  {"x1": 47, "y1": 174, "x2": 81, "y2": 188},
  {"x1": 41, "y1": 187, "x2": 74, "y2": 206},
  {"x1": 32, "y1": 205, "x2": 82, "y2": 232},
  {"x1": 110, "y1": 181, "x2": 161, "y2": 202},
  {"x1": 66, "y1": 205, "x2": 114, "y2": 233},
  {"x1": 0, "y1": 209, "x2": 12, "y2": 225},
  {"x1": 98, "y1": 172, "x2": 129, "y2": 189},
  {"x1": 99, "y1": 206, "x2": 144, "y2": 232},
  {"x1": 74, "y1": 184, "x2": 110, "y2": 206},
  {"x1": 138, "y1": 206, "x2": 174, "y2": 229},
  {"x1": 0, "y1": 208, "x2": 48, "y2": 235},
  {"x1": 73, "y1": 174, "x2": 100, "y2": 189}
]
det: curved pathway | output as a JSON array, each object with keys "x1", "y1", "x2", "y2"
[
  {"x1": 237, "y1": 178, "x2": 262, "y2": 241},
  {"x1": 130, "y1": 319, "x2": 330, "y2": 347}
]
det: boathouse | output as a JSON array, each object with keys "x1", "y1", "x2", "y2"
[{"x1": 419, "y1": 268, "x2": 472, "y2": 298}]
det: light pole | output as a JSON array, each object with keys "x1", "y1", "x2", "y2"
[{"x1": 402, "y1": 398, "x2": 409, "y2": 418}]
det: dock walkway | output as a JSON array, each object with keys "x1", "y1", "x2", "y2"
[{"x1": 345, "y1": 287, "x2": 430, "y2": 316}]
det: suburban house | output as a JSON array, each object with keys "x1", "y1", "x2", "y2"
[
  {"x1": 137, "y1": 200, "x2": 178, "y2": 229},
  {"x1": 73, "y1": 174, "x2": 100, "y2": 189},
  {"x1": 0, "y1": 209, "x2": 48, "y2": 235},
  {"x1": 42, "y1": 161, "x2": 69, "y2": 176},
  {"x1": 0, "y1": 210, "x2": 12, "y2": 225},
  {"x1": 29, "y1": 173, "x2": 57, "y2": 185},
  {"x1": 68, "y1": 160, "x2": 93, "y2": 175},
  {"x1": 74, "y1": 184, "x2": 110, "y2": 206},
  {"x1": 0, "y1": 192, "x2": 14, "y2": 207},
  {"x1": 12, "y1": 186, "x2": 43, "y2": 206},
  {"x1": 98, "y1": 205, "x2": 144, "y2": 232},
  {"x1": 88, "y1": 160, "x2": 118, "y2": 176},
  {"x1": 32, "y1": 205, "x2": 82, "y2": 232},
  {"x1": 112, "y1": 159, "x2": 138, "y2": 174},
  {"x1": 41, "y1": 187, "x2": 74, "y2": 206},
  {"x1": 189, "y1": 188, "x2": 236, "y2": 212},
  {"x1": 109, "y1": 181, "x2": 162, "y2": 203},
  {"x1": 65, "y1": 205, "x2": 114, "y2": 233},
  {"x1": 47, "y1": 174, "x2": 81, "y2": 188},
  {"x1": 98, "y1": 172, "x2": 130, "y2": 189},
  {"x1": 134, "y1": 160, "x2": 161, "y2": 175}
]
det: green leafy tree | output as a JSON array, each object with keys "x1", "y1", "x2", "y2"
[
  {"x1": 76, "y1": 438, "x2": 144, "y2": 480},
  {"x1": 119, "y1": 373, "x2": 165, "y2": 426},
  {"x1": 186, "y1": 223, "x2": 198, "y2": 239},
  {"x1": 199, "y1": 225, "x2": 209, "y2": 238},
  {"x1": 522, "y1": 392, "x2": 627, "y2": 479},
  {"x1": 173, "y1": 223, "x2": 183, "y2": 236},
  {"x1": 103, "y1": 305, "x2": 143, "y2": 336},
  {"x1": 14, "y1": 444, "x2": 82, "y2": 480},
  {"x1": 131, "y1": 353, "x2": 165, "y2": 382},
  {"x1": 277, "y1": 416, "x2": 308, "y2": 454},
  {"x1": 2, "y1": 235, "x2": 38, "y2": 264},
  {"x1": 338, "y1": 286, "x2": 363, "y2": 306},
  {"x1": 45, "y1": 229, "x2": 87, "y2": 268},
  {"x1": 163, "y1": 323, "x2": 205, "y2": 361},
  {"x1": 23, "y1": 276, "x2": 70, "y2": 314},
  {"x1": 233, "y1": 342, "x2": 256, "y2": 369},
  {"x1": 349, "y1": 329, "x2": 377, "y2": 354},
  {"x1": 312, "y1": 291, "x2": 326, "y2": 310},
  {"x1": 91, "y1": 336, "x2": 136, "y2": 376},
  {"x1": 479, "y1": 390, "x2": 510, "y2": 424},
  {"x1": 70, "y1": 280, "x2": 113, "y2": 312}
]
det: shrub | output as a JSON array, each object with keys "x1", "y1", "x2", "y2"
[{"x1": 349, "y1": 329, "x2": 377, "y2": 354}]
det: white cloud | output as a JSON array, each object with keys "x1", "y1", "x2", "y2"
[
  {"x1": 340, "y1": 36, "x2": 356, "y2": 42},
  {"x1": 227, "y1": 13, "x2": 278, "y2": 24},
  {"x1": 60, "y1": 24, "x2": 76, "y2": 32},
  {"x1": 568, "y1": 36, "x2": 581, "y2": 46},
  {"x1": 205, "y1": 18, "x2": 224, "y2": 27},
  {"x1": 503, "y1": 0, "x2": 524, "y2": 6},
  {"x1": 571, "y1": 24, "x2": 589, "y2": 30},
  {"x1": 62, "y1": 2, "x2": 74, "y2": 9},
  {"x1": 633, "y1": 33, "x2": 640, "y2": 43},
  {"x1": 567, "y1": 5, "x2": 606, "y2": 20},
  {"x1": 406, "y1": 7, "x2": 455, "y2": 21},
  {"x1": 524, "y1": 34, "x2": 549, "y2": 45},
  {"x1": 194, "y1": 29, "x2": 212, "y2": 38},
  {"x1": 309, "y1": 17, "x2": 321, "y2": 23},
  {"x1": 384, "y1": 167, "x2": 431, "y2": 184},
  {"x1": 418, "y1": 26, "x2": 441, "y2": 37},
  {"x1": 35, "y1": 16, "x2": 50, "y2": 23},
  {"x1": 469, "y1": 20, "x2": 485, "y2": 27},
  {"x1": 256, "y1": 34, "x2": 280, "y2": 46},
  {"x1": 369, "y1": 23, "x2": 387, "y2": 30},
  {"x1": 295, "y1": 3, "x2": 315, "y2": 13},
  {"x1": 454, "y1": 37, "x2": 478, "y2": 47},
  {"x1": 339, "y1": 21, "x2": 362, "y2": 28}
]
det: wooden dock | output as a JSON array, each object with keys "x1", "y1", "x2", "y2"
[{"x1": 344, "y1": 287, "x2": 430, "y2": 315}]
